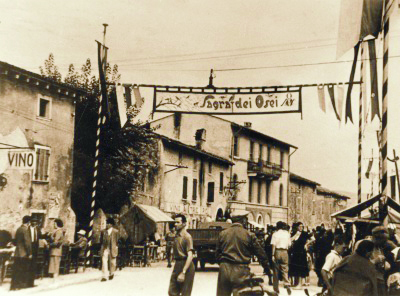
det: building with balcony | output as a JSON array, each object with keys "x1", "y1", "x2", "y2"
[{"x1": 149, "y1": 114, "x2": 297, "y2": 228}]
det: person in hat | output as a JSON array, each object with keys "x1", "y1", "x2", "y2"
[
  {"x1": 71, "y1": 229, "x2": 88, "y2": 258},
  {"x1": 370, "y1": 225, "x2": 397, "y2": 296},
  {"x1": 28, "y1": 216, "x2": 41, "y2": 287},
  {"x1": 49, "y1": 219, "x2": 65, "y2": 283},
  {"x1": 100, "y1": 218, "x2": 119, "y2": 282}
]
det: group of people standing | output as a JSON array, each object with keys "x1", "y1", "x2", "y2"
[{"x1": 10, "y1": 215, "x2": 66, "y2": 290}]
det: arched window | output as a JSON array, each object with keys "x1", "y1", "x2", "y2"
[{"x1": 279, "y1": 184, "x2": 284, "y2": 206}]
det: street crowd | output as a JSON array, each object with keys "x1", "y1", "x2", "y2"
[{"x1": 4, "y1": 213, "x2": 400, "y2": 296}]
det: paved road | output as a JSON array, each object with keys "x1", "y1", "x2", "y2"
[{"x1": 0, "y1": 262, "x2": 322, "y2": 296}]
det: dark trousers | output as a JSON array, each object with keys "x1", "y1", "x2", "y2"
[
  {"x1": 216, "y1": 262, "x2": 251, "y2": 296},
  {"x1": 10, "y1": 257, "x2": 33, "y2": 290},
  {"x1": 166, "y1": 245, "x2": 173, "y2": 266},
  {"x1": 168, "y1": 260, "x2": 195, "y2": 296}
]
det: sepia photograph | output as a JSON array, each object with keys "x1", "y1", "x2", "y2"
[{"x1": 1, "y1": 1, "x2": 400, "y2": 295}]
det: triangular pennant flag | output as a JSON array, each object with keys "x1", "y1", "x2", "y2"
[
  {"x1": 328, "y1": 84, "x2": 340, "y2": 121},
  {"x1": 116, "y1": 84, "x2": 128, "y2": 128},
  {"x1": 345, "y1": 43, "x2": 360, "y2": 123},
  {"x1": 124, "y1": 86, "x2": 132, "y2": 108},
  {"x1": 368, "y1": 39, "x2": 381, "y2": 122},
  {"x1": 317, "y1": 84, "x2": 326, "y2": 113},
  {"x1": 337, "y1": 83, "x2": 345, "y2": 120},
  {"x1": 133, "y1": 86, "x2": 144, "y2": 108}
]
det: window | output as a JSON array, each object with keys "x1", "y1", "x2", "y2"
[
  {"x1": 267, "y1": 145, "x2": 271, "y2": 162},
  {"x1": 279, "y1": 184, "x2": 284, "y2": 206},
  {"x1": 34, "y1": 145, "x2": 50, "y2": 182},
  {"x1": 38, "y1": 98, "x2": 51, "y2": 119},
  {"x1": 250, "y1": 141, "x2": 254, "y2": 161},
  {"x1": 182, "y1": 176, "x2": 188, "y2": 200},
  {"x1": 192, "y1": 179, "x2": 197, "y2": 201},
  {"x1": 219, "y1": 172, "x2": 224, "y2": 193},
  {"x1": 248, "y1": 178, "x2": 253, "y2": 202},
  {"x1": 233, "y1": 136, "x2": 239, "y2": 157},
  {"x1": 266, "y1": 181, "x2": 270, "y2": 205},
  {"x1": 257, "y1": 180, "x2": 262, "y2": 204},
  {"x1": 207, "y1": 182, "x2": 215, "y2": 203},
  {"x1": 178, "y1": 152, "x2": 183, "y2": 165},
  {"x1": 259, "y1": 144, "x2": 263, "y2": 161},
  {"x1": 280, "y1": 150, "x2": 284, "y2": 168},
  {"x1": 193, "y1": 157, "x2": 198, "y2": 170},
  {"x1": 312, "y1": 200, "x2": 316, "y2": 215},
  {"x1": 208, "y1": 161, "x2": 212, "y2": 173}
]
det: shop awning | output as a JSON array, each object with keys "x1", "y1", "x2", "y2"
[
  {"x1": 137, "y1": 204, "x2": 174, "y2": 223},
  {"x1": 248, "y1": 220, "x2": 264, "y2": 229}
]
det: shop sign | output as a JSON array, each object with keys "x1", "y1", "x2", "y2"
[{"x1": 8, "y1": 150, "x2": 35, "y2": 170}]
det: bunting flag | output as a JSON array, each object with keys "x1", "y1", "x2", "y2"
[
  {"x1": 366, "y1": 158, "x2": 374, "y2": 178},
  {"x1": 317, "y1": 84, "x2": 326, "y2": 113},
  {"x1": 115, "y1": 85, "x2": 128, "y2": 127},
  {"x1": 345, "y1": 43, "x2": 360, "y2": 123},
  {"x1": 124, "y1": 85, "x2": 132, "y2": 107},
  {"x1": 337, "y1": 83, "x2": 345, "y2": 120},
  {"x1": 361, "y1": 42, "x2": 368, "y2": 124},
  {"x1": 133, "y1": 86, "x2": 144, "y2": 108},
  {"x1": 368, "y1": 39, "x2": 381, "y2": 121},
  {"x1": 328, "y1": 84, "x2": 340, "y2": 120}
]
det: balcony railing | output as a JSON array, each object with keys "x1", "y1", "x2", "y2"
[{"x1": 247, "y1": 160, "x2": 282, "y2": 179}]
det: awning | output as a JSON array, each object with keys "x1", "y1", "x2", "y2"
[
  {"x1": 230, "y1": 209, "x2": 250, "y2": 217},
  {"x1": 137, "y1": 204, "x2": 174, "y2": 223},
  {"x1": 248, "y1": 220, "x2": 264, "y2": 229}
]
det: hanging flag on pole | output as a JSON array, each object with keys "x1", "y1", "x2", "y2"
[
  {"x1": 317, "y1": 84, "x2": 326, "y2": 113},
  {"x1": 345, "y1": 43, "x2": 360, "y2": 123},
  {"x1": 116, "y1": 84, "x2": 128, "y2": 127},
  {"x1": 368, "y1": 39, "x2": 381, "y2": 121}
]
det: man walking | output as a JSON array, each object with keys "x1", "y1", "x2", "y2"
[
  {"x1": 165, "y1": 226, "x2": 176, "y2": 267},
  {"x1": 271, "y1": 221, "x2": 291, "y2": 295},
  {"x1": 216, "y1": 216, "x2": 275, "y2": 296},
  {"x1": 168, "y1": 214, "x2": 195, "y2": 296},
  {"x1": 10, "y1": 216, "x2": 32, "y2": 290},
  {"x1": 100, "y1": 218, "x2": 119, "y2": 282}
]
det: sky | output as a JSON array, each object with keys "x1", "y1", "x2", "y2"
[{"x1": 1, "y1": 0, "x2": 400, "y2": 199}]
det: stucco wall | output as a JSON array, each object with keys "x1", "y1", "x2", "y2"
[{"x1": 0, "y1": 79, "x2": 76, "y2": 242}]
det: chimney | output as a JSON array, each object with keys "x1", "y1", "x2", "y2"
[
  {"x1": 195, "y1": 129, "x2": 206, "y2": 149},
  {"x1": 244, "y1": 122, "x2": 252, "y2": 128}
]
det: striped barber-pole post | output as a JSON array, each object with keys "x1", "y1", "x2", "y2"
[
  {"x1": 381, "y1": 0, "x2": 390, "y2": 197},
  {"x1": 85, "y1": 94, "x2": 106, "y2": 265},
  {"x1": 358, "y1": 42, "x2": 364, "y2": 205}
]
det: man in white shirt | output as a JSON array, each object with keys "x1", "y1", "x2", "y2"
[
  {"x1": 321, "y1": 238, "x2": 346, "y2": 295},
  {"x1": 271, "y1": 221, "x2": 291, "y2": 295}
]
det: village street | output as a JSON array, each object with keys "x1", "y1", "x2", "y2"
[{"x1": 0, "y1": 262, "x2": 320, "y2": 296}]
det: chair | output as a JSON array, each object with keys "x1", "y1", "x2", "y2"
[
  {"x1": 90, "y1": 244, "x2": 102, "y2": 269},
  {"x1": 35, "y1": 248, "x2": 49, "y2": 279},
  {"x1": 59, "y1": 246, "x2": 71, "y2": 275},
  {"x1": 132, "y1": 246, "x2": 145, "y2": 267}
]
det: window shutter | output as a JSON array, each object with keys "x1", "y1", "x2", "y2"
[
  {"x1": 219, "y1": 172, "x2": 223, "y2": 192},
  {"x1": 207, "y1": 182, "x2": 214, "y2": 203},
  {"x1": 192, "y1": 179, "x2": 197, "y2": 201},
  {"x1": 182, "y1": 176, "x2": 188, "y2": 200}
]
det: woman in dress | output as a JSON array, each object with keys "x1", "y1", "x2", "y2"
[
  {"x1": 48, "y1": 219, "x2": 64, "y2": 283},
  {"x1": 289, "y1": 222, "x2": 309, "y2": 288}
]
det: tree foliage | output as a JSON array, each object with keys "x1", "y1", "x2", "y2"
[{"x1": 39, "y1": 54, "x2": 157, "y2": 224}]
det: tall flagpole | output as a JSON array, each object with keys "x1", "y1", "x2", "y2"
[
  {"x1": 382, "y1": 0, "x2": 390, "y2": 198},
  {"x1": 358, "y1": 42, "x2": 364, "y2": 205},
  {"x1": 86, "y1": 24, "x2": 108, "y2": 266}
]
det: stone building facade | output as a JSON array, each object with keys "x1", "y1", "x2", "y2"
[
  {"x1": 149, "y1": 114, "x2": 297, "y2": 228},
  {"x1": 0, "y1": 61, "x2": 84, "y2": 242},
  {"x1": 288, "y1": 173, "x2": 349, "y2": 229},
  {"x1": 132, "y1": 134, "x2": 233, "y2": 229}
]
